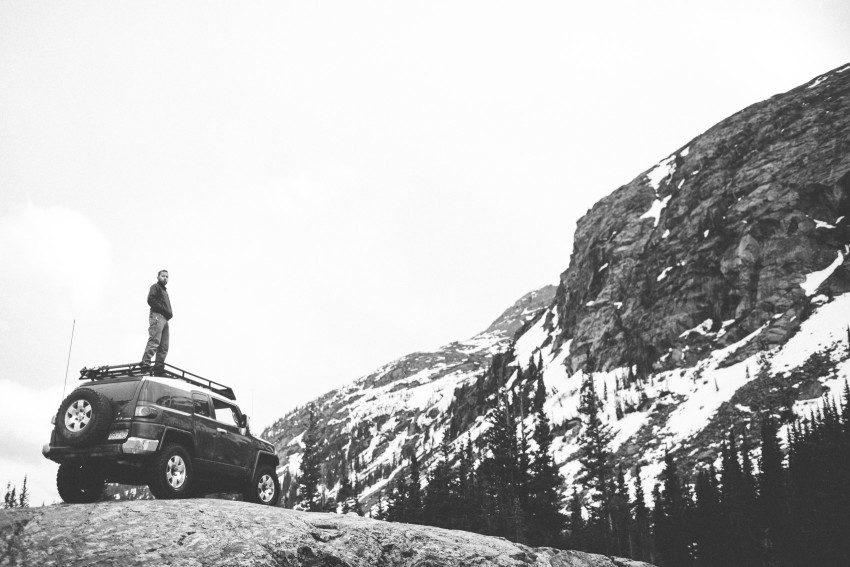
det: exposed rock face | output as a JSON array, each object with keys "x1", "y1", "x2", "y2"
[
  {"x1": 0, "y1": 500, "x2": 653, "y2": 567},
  {"x1": 554, "y1": 63, "x2": 850, "y2": 374}
]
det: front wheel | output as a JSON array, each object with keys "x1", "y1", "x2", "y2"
[
  {"x1": 56, "y1": 462, "x2": 106, "y2": 503},
  {"x1": 148, "y1": 444, "x2": 194, "y2": 499},
  {"x1": 244, "y1": 465, "x2": 280, "y2": 505}
]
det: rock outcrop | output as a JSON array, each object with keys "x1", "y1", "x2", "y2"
[
  {"x1": 0, "y1": 500, "x2": 652, "y2": 567},
  {"x1": 553, "y1": 62, "x2": 850, "y2": 374}
]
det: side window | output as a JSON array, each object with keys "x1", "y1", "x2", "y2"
[
  {"x1": 211, "y1": 397, "x2": 241, "y2": 428},
  {"x1": 140, "y1": 381, "x2": 193, "y2": 414},
  {"x1": 192, "y1": 393, "x2": 212, "y2": 418}
]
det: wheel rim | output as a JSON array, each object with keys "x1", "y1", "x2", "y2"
[
  {"x1": 257, "y1": 474, "x2": 275, "y2": 502},
  {"x1": 64, "y1": 399, "x2": 93, "y2": 432},
  {"x1": 166, "y1": 455, "x2": 187, "y2": 489}
]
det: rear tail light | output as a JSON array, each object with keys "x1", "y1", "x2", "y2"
[{"x1": 134, "y1": 405, "x2": 158, "y2": 418}]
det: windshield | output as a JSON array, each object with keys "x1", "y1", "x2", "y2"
[{"x1": 84, "y1": 380, "x2": 142, "y2": 419}]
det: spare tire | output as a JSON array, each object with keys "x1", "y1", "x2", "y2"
[{"x1": 54, "y1": 388, "x2": 113, "y2": 447}]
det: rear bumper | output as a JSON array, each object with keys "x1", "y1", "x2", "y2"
[{"x1": 43, "y1": 437, "x2": 160, "y2": 463}]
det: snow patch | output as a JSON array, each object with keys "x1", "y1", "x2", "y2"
[
  {"x1": 801, "y1": 250, "x2": 844, "y2": 295},
  {"x1": 640, "y1": 195, "x2": 672, "y2": 228},
  {"x1": 679, "y1": 319, "x2": 714, "y2": 338},
  {"x1": 515, "y1": 315, "x2": 548, "y2": 369},
  {"x1": 657, "y1": 266, "x2": 673, "y2": 282},
  {"x1": 646, "y1": 155, "x2": 677, "y2": 191}
]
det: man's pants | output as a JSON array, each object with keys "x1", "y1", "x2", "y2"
[{"x1": 142, "y1": 312, "x2": 169, "y2": 370}]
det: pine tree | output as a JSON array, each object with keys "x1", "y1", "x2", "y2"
[
  {"x1": 719, "y1": 430, "x2": 759, "y2": 567},
  {"x1": 297, "y1": 404, "x2": 323, "y2": 511},
  {"x1": 632, "y1": 467, "x2": 653, "y2": 563},
  {"x1": 576, "y1": 372, "x2": 616, "y2": 551},
  {"x1": 386, "y1": 474, "x2": 410, "y2": 522},
  {"x1": 758, "y1": 415, "x2": 788, "y2": 565},
  {"x1": 610, "y1": 468, "x2": 634, "y2": 558},
  {"x1": 567, "y1": 488, "x2": 586, "y2": 550},
  {"x1": 454, "y1": 438, "x2": 479, "y2": 532},
  {"x1": 17, "y1": 476, "x2": 28, "y2": 509},
  {"x1": 4, "y1": 482, "x2": 15, "y2": 509},
  {"x1": 526, "y1": 379, "x2": 566, "y2": 547},
  {"x1": 422, "y1": 439, "x2": 455, "y2": 529},
  {"x1": 694, "y1": 465, "x2": 722, "y2": 567},
  {"x1": 478, "y1": 391, "x2": 526, "y2": 542},
  {"x1": 407, "y1": 452, "x2": 423, "y2": 524},
  {"x1": 338, "y1": 465, "x2": 354, "y2": 513},
  {"x1": 654, "y1": 451, "x2": 691, "y2": 567}
]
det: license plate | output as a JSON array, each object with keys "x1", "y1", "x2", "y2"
[{"x1": 108, "y1": 430, "x2": 129, "y2": 440}]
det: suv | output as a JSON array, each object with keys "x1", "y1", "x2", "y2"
[{"x1": 43, "y1": 362, "x2": 280, "y2": 506}]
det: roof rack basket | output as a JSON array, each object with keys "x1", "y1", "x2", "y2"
[{"x1": 80, "y1": 362, "x2": 236, "y2": 401}]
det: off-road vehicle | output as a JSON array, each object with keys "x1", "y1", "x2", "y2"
[{"x1": 43, "y1": 362, "x2": 280, "y2": 505}]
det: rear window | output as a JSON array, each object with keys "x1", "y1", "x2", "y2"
[
  {"x1": 85, "y1": 380, "x2": 142, "y2": 419},
  {"x1": 139, "y1": 381, "x2": 194, "y2": 414}
]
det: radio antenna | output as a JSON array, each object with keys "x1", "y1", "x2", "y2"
[{"x1": 62, "y1": 320, "x2": 76, "y2": 399}]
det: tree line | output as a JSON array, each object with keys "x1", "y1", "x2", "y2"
[
  {"x1": 293, "y1": 348, "x2": 850, "y2": 566},
  {"x1": 3, "y1": 475, "x2": 29, "y2": 509}
]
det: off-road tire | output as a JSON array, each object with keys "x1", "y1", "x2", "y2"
[
  {"x1": 244, "y1": 465, "x2": 280, "y2": 505},
  {"x1": 148, "y1": 444, "x2": 194, "y2": 499},
  {"x1": 56, "y1": 462, "x2": 106, "y2": 503},
  {"x1": 55, "y1": 388, "x2": 113, "y2": 447}
]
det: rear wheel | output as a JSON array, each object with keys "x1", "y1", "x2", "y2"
[
  {"x1": 148, "y1": 444, "x2": 194, "y2": 499},
  {"x1": 56, "y1": 462, "x2": 106, "y2": 503},
  {"x1": 244, "y1": 465, "x2": 280, "y2": 505},
  {"x1": 54, "y1": 388, "x2": 113, "y2": 447}
]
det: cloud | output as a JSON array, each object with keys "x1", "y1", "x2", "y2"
[{"x1": 0, "y1": 203, "x2": 111, "y2": 309}]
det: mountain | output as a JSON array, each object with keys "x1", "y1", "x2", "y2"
[
  {"x1": 262, "y1": 61, "x2": 850, "y2": 510},
  {"x1": 263, "y1": 286, "x2": 556, "y2": 506},
  {"x1": 0, "y1": 500, "x2": 653, "y2": 567}
]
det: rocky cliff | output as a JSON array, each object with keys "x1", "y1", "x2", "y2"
[
  {"x1": 554, "y1": 62, "x2": 850, "y2": 374},
  {"x1": 0, "y1": 500, "x2": 652, "y2": 567}
]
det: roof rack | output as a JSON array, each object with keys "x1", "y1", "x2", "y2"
[{"x1": 79, "y1": 362, "x2": 237, "y2": 401}]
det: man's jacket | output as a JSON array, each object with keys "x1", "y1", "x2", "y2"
[{"x1": 147, "y1": 282, "x2": 173, "y2": 320}]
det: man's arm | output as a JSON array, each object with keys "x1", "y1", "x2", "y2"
[
  {"x1": 147, "y1": 284, "x2": 157, "y2": 309},
  {"x1": 147, "y1": 284, "x2": 165, "y2": 314}
]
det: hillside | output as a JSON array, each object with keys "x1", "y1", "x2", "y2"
[
  {"x1": 262, "y1": 286, "x2": 556, "y2": 505},
  {"x1": 0, "y1": 500, "x2": 652, "y2": 567},
  {"x1": 261, "y1": 61, "x2": 850, "y2": 511}
]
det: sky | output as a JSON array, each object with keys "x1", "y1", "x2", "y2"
[{"x1": 1, "y1": 0, "x2": 848, "y2": 506}]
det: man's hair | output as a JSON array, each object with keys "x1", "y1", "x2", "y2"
[{"x1": 158, "y1": 269, "x2": 169, "y2": 277}]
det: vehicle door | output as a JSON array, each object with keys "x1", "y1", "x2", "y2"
[
  {"x1": 209, "y1": 396, "x2": 253, "y2": 479},
  {"x1": 191, "y1": 392, "x2": 219, "y2": 477}
]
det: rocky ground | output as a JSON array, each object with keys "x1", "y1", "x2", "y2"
[{"x1": 0, "y1": 499, "x2": 652, "y2": 567}]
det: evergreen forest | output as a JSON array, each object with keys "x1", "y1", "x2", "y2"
[{"x1": 294, "y1": 349, "x2": 850, "y2": 567}]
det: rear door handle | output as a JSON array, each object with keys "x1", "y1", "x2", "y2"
[{"x1": 217, "y1": 428, "x2": 228, "y2": 434}]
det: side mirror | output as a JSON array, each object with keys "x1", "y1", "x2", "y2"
[{"x1": 239, "y1": 414, "x2": 250, "y2": 435}]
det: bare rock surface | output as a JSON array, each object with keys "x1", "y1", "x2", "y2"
[
  {"x1": 0, "y1": 499, "x2": 652, "y2": 567},
  {"x1": 554, "y1": 61, "x2": 850, "y2": 374}
]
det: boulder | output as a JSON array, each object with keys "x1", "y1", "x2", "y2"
[{"x1": 0, "y1": 500, "x2": 654, "y2": 567}]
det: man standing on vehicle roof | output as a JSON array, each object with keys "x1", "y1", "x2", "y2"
[{"x1": 141, "y1": 269, "x2": 172, "y2": 376}]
